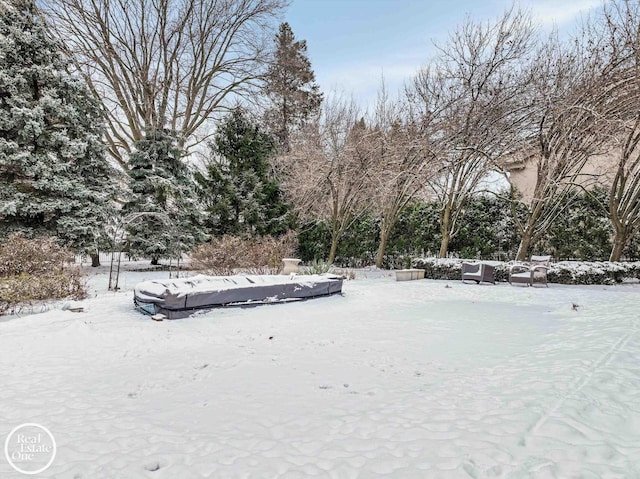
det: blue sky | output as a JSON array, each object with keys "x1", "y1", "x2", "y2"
[{"x1": 285, "y1": 0, "x2": 604, "y2": 109}]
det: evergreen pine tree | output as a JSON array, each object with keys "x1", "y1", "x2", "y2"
[
  {"x1": 123, "y1": 129, "x2": 206, "y2": 264},
  {"x1": 0, "y1": 0, "x2": 116, "y2": 261},
  {"x1": 196, "y1": 109, "x2": 289, "y2": 237},
  {"x1": 263, "y1": 22, "x2": 323, "y2": 152}
]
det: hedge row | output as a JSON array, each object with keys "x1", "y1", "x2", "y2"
[
  {"x1": 412, "y1": 258, "x2": 640, "y2": 285},
  {"x1": 298, "y1": 191, "x2": 640, "y2": 267}
]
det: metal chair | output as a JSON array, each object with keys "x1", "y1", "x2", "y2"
[
  {"x1": 509, "y1": 255, "x2": 550, "y2": 287},
  {"x1": 461, "y1": 262, "x2": 496, "y2": 284}
]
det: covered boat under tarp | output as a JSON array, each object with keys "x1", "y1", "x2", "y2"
[{"x1": 133, "y1": 274, "x2": 344, "y2": 319}]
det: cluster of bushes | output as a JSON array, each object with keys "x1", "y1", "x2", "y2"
[
  {"x1": 298, "y1": 196, "x2": 525, "y2": 268},
  {"x1": 297, "y1": 190, "x2": 640, "y2": 268},
  {"x1": 0, "y1": 235, "x2": 85, "y2": 315},
  {"x1": 298, "y1": 204, "x2": 441, "y2": 269},
  {"x1": 191, "y1": 232, "x2": 298, "y2": 275},
  {"x1": 413, "y1": 257, "x2": 640, "y2": 285}
]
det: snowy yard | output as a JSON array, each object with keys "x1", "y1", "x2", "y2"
[{"x1": 1, "y1": 269, "x2": 640, "y2": 478}]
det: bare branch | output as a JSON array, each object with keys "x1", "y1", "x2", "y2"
[
  {"x1": 40, "y1": 0, "x2": 287, "y2": 168},
  {"x1": 408, "y1": 7, "x2": 537, "y2": 257}
]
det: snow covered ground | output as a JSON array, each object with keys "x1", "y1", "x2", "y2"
[{"x1": 1, "y1": 267, "x2": 640, "y2": 478}]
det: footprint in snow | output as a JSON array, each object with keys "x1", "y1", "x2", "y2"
[{"x1": 144, "y1": 461, "x2": 162, "y2": 472}]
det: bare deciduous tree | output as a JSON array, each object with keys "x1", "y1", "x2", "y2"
[
  {"x1": 41, "y1": 0, "x2": 286, "y2": 168},
  {"x1": 510, "y1": 32, "x2": 626, "y2": 260},
  {"x1": 277, "y1": 95, "x2": 370, "y2": 264},
  {"x1": 366, "y1": 85, "x2": 435, "y2": 267},
  {"x1": 408, "y1": 7, "x2": 536, "y2": 258},
  {"x1": 590, "y1": 0, "x2": 640, "y2": 261}
]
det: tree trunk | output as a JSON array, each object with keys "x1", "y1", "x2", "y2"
[
  {"x1": 90, "y1": 252, "x2": 101, "y2": 267},
  {"x1": 439, "y1": 202, "x2": 452, "y2": 258},
  {"x1": 609, "y1": 228, "x2": 628, "y2": 262},
  {"x1": 328, "y1": 234, "x2": 339, "y2": 265},
  {"x1": 375, "y1": 225, "x2": 392, "y2": 268},
  {"x1": 515, "y1": 230, "x2": 533, "y2": 261},
  {"x1": 328, "y1": 222, "x2": 341, "y2": 265},
  {"x1": 438, "y1": 232, "x2": 450, "y2": 259}
]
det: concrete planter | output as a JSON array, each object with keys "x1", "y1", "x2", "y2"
[{"x1": 395, "y1": 269, "x2": 426, "y2": 281}]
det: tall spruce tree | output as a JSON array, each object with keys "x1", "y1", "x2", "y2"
[
  {"x1": 0, "y1": 0, "x2": 116, "y2": 263},
  {"x1": 196, "y1": 109, "x2": 289, "y2": 237},
  {"x1": 263, "y1": 22, "x2": 323, "y2": 152},
  {"x1": 122, "y1": 129, "x2": 206, "y2": 264}
]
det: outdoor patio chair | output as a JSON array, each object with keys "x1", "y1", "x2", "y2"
[
  {"x1": 461, "y1": 262, "x2": 495, "y2": 284},
  {"x1": 509, "y1": 255, "x2": 551, "y2": 287}
]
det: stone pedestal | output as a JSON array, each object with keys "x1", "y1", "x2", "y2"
[{"x1": 282, "y1": 258, "x2": 302, "y2": 274}]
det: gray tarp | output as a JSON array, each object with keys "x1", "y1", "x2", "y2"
[{"x1": 134, "y1": 274, "x2": 344, "y2": 319}]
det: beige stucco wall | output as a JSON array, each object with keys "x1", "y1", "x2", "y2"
[{"x1": 507, "y1": 151, "x2": 618, "y2": 203}]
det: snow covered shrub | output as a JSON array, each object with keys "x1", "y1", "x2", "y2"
[
  {"x1": 0, "y1": 272, "x2": 85, "y2": 315},
  {"x1": 0, "y1": 235, "x2": 74, "y2": 277},
  {"x1": 0, "y1": 235, "x2": 85, "y2": 314},
  {"x1": 191, "y1": 236, "x2": 243, "y2": 275},
  {"x1": 546, "y1": 261, "x2": 640, "y2": 285},
  {"x1": 412, "y1": 258, "x2": 511, "y2": 282},
  {"x1": 413, "y1": 257, "x2": 640, "y2": 285},
  {"x1": 191, "y1": 232, "x2": 298, "y2": 275},
  {"x1": 412, "y1": 258, "x2": 463, "y2": 281}
]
